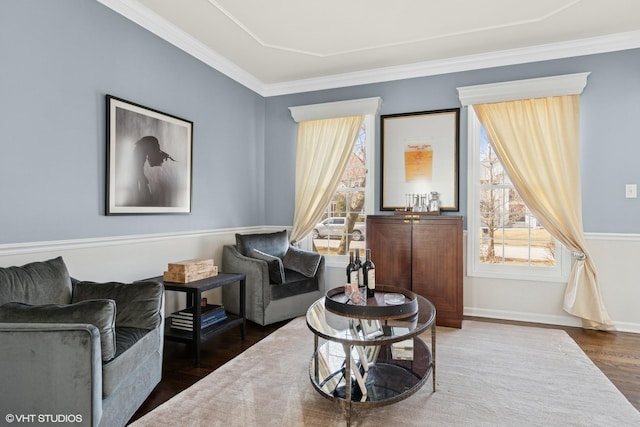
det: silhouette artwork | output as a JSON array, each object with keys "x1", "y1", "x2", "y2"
[
  {"x1": 133, "y1": 136, "x2": 175, "y2": 205},
  {"x1": 107, "y1": 95, "x2": 192, "y2": 214}
]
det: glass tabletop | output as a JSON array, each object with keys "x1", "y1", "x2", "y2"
[{"x1": 306, "y1": 291, "x2": 436, "y2": 346}]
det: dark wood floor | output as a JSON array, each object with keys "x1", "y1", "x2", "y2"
[{"x1": 129, "y1": 317, "x2": 640, "y2": 424}]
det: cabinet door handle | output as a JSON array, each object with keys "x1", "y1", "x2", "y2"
[{"x1": 403, "y1": 214, "x2": 422, "y2": 223}]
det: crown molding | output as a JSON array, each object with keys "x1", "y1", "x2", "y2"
[
  {"x1": 265, "y1": 31, "x2": 640, "y2": 96},
  {"x1": 96, "y1": 0, "x2": 266, "y2": 95},
  {"x1": 98, "y1": 1, "x2": 640, "y2": 98}
]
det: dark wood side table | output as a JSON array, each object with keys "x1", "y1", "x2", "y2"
[{"x1": 150, "y1": 273, "x2": 246, "y2": 367}]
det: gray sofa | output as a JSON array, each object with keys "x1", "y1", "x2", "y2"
[
  {"x1": 0, "y1": 257, "x2": 164, "y2": 427},
  {"x1": 222, "y1": 230, "x2": 325, "y2": 325}
]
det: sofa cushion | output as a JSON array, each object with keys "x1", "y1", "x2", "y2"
[
  {"x1": 0, "y1": 299, "x2": 117, "y2": 361},
  {"x1": 73, "y1": 281, "x2": 163, "y2": 330},
  {"x1": 236, "y1": 230, "x2": 289, "y2": 259},
  {"x1": 113, "y1": 327, "x2": 150, "y2": 359},
  {"x1": 0, "y1": 257, "x2": 72, "y2": 305},
  {"x1": 271, "y1": 270, "x2": 319, "y2": 300},
  {"x1": 283, "y1": 246, "x2": 322, "y2": 278},
  {"x1": 102, "y1": 326, "x2": 160, "y2": 397},
  {"x1": 249, "y1": 249, "x2": 285, "y2": 284}
]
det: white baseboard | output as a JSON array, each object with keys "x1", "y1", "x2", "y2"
[
  {"x1": 465, "y1": 307, "x2": 640, "y2": 334},
  {"x1": 465, "y1": 307, "x2": 582, "y2": 327},
  {"x1": 611, "y1": 321, "x2": 640, "y2": 334}
]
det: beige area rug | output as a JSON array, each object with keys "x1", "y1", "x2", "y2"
[{"x1": 131, "y1": 318, "x2": 640, "y2": 427}]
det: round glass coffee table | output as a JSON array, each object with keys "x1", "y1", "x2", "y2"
[{"x1": 306, "y1": 286, "x2": 436, "y2": 425}]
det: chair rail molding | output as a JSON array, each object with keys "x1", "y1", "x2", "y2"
[
  {"x1": 0, "y1": 228, "x2": 259, "y2": 257},
  {"x1": 2, "y1": 229, "x2": 638, "y2": 332}
]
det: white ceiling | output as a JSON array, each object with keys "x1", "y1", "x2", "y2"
[{"x1": 100, "y1": 0, "x2": 640, "y2": 96}]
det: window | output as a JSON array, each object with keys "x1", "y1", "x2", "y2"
[
  {"x1": 459, "y1": 74, "x2": 591, "y2": 282},
  {"x1": 311, "y1": 121, "x2": 372, "y2": 256},
  {"x1": 289, "y1": 97, "x2": 381, "y2": 261},
  {"x1": 468, "y1": 107, "x2": 569, "y2": 281}
]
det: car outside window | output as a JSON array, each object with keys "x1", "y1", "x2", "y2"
[{"x1": 308, "y1": 117, "x2": 374, "y2": 257}]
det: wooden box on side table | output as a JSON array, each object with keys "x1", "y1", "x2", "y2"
[{"x1": 163, "y1": 258, "x2": 218, "y2": 283}]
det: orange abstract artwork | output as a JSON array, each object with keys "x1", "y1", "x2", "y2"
[{"x1": 404, "y1": 143, "x2": 433, "y2": 182}]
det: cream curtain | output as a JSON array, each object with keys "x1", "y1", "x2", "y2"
[
  {"x1": 289, "y1": 115, "x2": 364, "y2": 244},
  {"x1": 474, "y1": 96, "x2": 615, "y2": 330}
]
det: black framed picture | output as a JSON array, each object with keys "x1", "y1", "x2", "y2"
[
  {"x1": 381, "y1": 108, "x2": 460, "y2": 211},
  {"x1": 106, "y1": 95, "x2": 193, "y2": 214}
]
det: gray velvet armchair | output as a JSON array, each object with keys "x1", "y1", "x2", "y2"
[
  {"x1": 222, "y1": 230, "x2": 325, "y2": 326},
  {"x1": 0, "y1": 257, "x2": 164, "y2": 427}
]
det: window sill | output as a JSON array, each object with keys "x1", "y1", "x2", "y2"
[{"x1": 468, "y1": 269, "x2": 569, "y2": 284}]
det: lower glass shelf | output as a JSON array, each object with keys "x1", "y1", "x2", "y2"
[{"x1": 309, "y1": 338, "x2": 432, "y2": 406}]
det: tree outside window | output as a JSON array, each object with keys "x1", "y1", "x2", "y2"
[
  {"x1": 312, "y1": 126, "x2": 367, "y2": 256},
  {"x1": 478, "y1": 126, "x2": 556, "y2": 267}
]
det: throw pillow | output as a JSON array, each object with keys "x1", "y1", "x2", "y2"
[
  {"x1": 0, "y1": 299, "x2": 117, "y2": 361},
  {"x1": 236, "y1": 229, "x2": 289, "y2": 258},
  {"x1": 0, "y1": 256, "x2": 72, "y2": 305},
  {"x1": 249, "y1": 249, "x2": 286, "y2": 284},
  {"x1": 73, "y1": 281, "x2": 163, "y2": 330},
  {"x1": 283, "y1": 246, "x2": 322, "y2": 278}
]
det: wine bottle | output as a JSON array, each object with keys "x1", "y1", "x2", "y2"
[
  {"x1": 354, "y1": 249, "x2": 365, "y2": 302},
  {"x1": 354, "y1": 248, "x2": 363, "y2": 287},
  {"x1": 346, "y1": 251, "x2": 358, "y2": 284},
  {"x1": 363, "y1": 249, "x2": 376, "y2": 298}
]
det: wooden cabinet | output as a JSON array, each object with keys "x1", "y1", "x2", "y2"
[{"x1": 366, "y1": 215, "x2": 463, "y2": 328}]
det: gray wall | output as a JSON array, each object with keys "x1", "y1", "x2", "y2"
[
  {"x1": 265, "y1": 49, "x2": 640, "y2": 234},
  {"x1": 0, "y1": 0, "x2": 265, "y2": 244},
  {"x1": 2, "y1": 1, "x2": 639, "y2": 247}
]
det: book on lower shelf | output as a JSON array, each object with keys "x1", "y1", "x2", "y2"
[
  {"x1": 172, "y1": 304, "x2": 225, "y2": 319},
  {"x1": 170, "y1": 315, "x2": 227, "y2": 331},
  {"x1": 170, "y1": 304, "x2": 227, "y2": 331}
]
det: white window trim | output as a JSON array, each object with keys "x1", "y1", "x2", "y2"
[
  {"x1": 457, "y1": 72, "x2": 590, "y2": 105},
  {"x1": 289, "y1": 98, "x2": 382, "y2": 265},
  {"x1": 289, "y1": 97, "x2": 382, "y2": 122},
  {"x1": 466, "y1": 107, "x2": 570, "y2": 282},
  {"x1": 459, "y1": 74, "x2": 589, "y2": 283}
]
